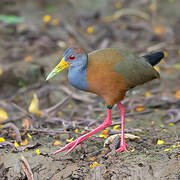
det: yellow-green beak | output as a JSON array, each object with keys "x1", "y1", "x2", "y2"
[{"x1": 46, "y1": 57, "x2": 69, "y2": 80}]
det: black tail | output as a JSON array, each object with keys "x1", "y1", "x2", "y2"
[{"x1": 143, "y1": 52, "x2": 164, "y2": 66}]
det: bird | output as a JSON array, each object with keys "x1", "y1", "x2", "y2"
[{"x1": 46, "y1": 47, "x2": 164, "y2": 155}]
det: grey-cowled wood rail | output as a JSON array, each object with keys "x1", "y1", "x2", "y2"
[{"x1": 46, "y1": 47, "x2": 164, "y2": 155}]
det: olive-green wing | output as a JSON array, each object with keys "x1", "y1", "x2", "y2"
[{"x1": 113, "y1": 49, "x2": 160, "y2": 88}]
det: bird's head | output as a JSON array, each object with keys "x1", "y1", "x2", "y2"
[{"x1": 46, "y1": 47, "x2": 87, "y2": 80}]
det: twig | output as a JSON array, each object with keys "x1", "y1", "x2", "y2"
[
  {"x1": 42, "y1": 96, "x2": 71, "y2": 117},
  {"x1": 102, "y1": 8, "x2": 150, "y2": 22},
  {"x1": 20, "y1": 155, "x2": 34, "y2": 180},
  {"x1": 38, "y1": 84, "x2": 95, "y2": 103},
  {"x1": 63, "y1": 23, "x2": 93, "y2": 51},
  {"x1": 58, "y1": 85, "x2": 95, "y2": 103},
  {"x1": 1, "y1": 123, "x2": 22, "y2": 143},
  {"x1": 86, "y1": 148, "x2": 106, "y2": 157},
  {"x1": 0, "y1": 141, "x2": 14, "y2": 148},
  {"x1": 147, "y1": 41, "x2": 173, "y2": 52},
  {"x1": 0, "y1": 114, "x2": 26, "y2": 124},
  {"x1": 164, "y1": 109, "x2": 180, "y2": 123},
  {"x1": 9, "y1": 82, "x2": 43, "y2": 101}
]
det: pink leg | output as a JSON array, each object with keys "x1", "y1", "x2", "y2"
[
  {"x1": 53, "y1": 109, "x2": 112, "y2": 155},
  {"x1": 116, "y1": 102, "x2": 128, "y2": 152}
]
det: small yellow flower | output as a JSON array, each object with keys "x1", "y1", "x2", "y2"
[
  {"x1": 0, "y1": 137, "x2": 5, "y2": 142},
  {"x1": 81, "y1": 130, "x2": 85, "y2": 134},
  {"x1": 157, "y1": 139, "x2": 165, "y2": 145},
  {"x1": 89, "y1": 162, "x2": 100, "y2": 168},
  {"x1": 74, "y1": 129, "x2": 79, "y2": 133},
  {"x1": 113, "y1": 125, "x2": 120, "y2": 131},
  {"x1": 164, "y1": 148, "x2": 170, "y2": 152},
  {"x1": 171, "y1": 145, "x2": 176, "y2": 148},
  {"x1": 131, "y1": 148, "x2": 135, "y2": 152},
  {"x1": 169, "y1": 123, "x2": 174, "y2": 126},
  {"x1": 20, "y1": 139, "x2": 28, "y2": 146},
  {"x1": 35, "y1": 149, "x2": 40, "y2": 155},
  {"x1": 66, "y1": 137, "x2": 74, "y2": 143},
  {"x1": 99, "y1": 129, "x2": 109, "y2": 138},
  {"x1": 42, "y1": 14, "x2": 51, "y2": 23},
  {"x1": 14, "y1": 140, "x2": 19, "y2": 148},
  {"x1": 145, "y1": 91, "x2": 151, "y2": 97},
  {"x1": 27, "y1": 133, "x2": 32, "y2": 139},
  {"x1": 86, "y1": 26, "x2": 94, "y2": 34}
]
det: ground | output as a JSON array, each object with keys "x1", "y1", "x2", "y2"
[{"x1": 0, "y1": 0, "x2": 180, "y2": 180}]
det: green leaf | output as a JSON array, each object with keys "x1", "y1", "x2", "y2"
[{"x1": 0, "y1": 15, "x2": 23, "y2": 24}]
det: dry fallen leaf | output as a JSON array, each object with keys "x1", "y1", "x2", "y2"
[
  {"x1": 22, "y1": 118, "x2": 31, "y2": 129},
  {"x1": 104, "y1": 133, "x2": 140, "y2": 147},
  {"x1": 21, "y1": 139, "x2": 28, "y2": 146},
  {"x1": 24, "y1": 55, "x2": 34, "y2": 62},
  {"x1": 154, "y1": 26, "x2": 165, "y2": 35},
  {"x1": 114, "y1": 2, "x2": 122, "y2": 9},
  {"x1": 0, "y1": 69, "x2": 3, "y2": 76},
  {"x1": 20, "y1": 155, "x2": 34, "y2": 180},
  {"x1": 174, "y1": 90, "x2": 180, "y2": 99},
  {"x1": 88, "y1": 157, "x2": 96, "y2": 161},
  {"x1": 51, "y1": 18, "x2": 60, "y2": 25},
  {"x1": 136, "y1": 106, "x2": 145, "y2": 112},
  {"x1": 145, "y1": 91, "x2": 151, "y2": 97},
  {"x1": 53, "y1": 141, "x2": 61, "y2": 146},
  {"x1": 99, "y1": 129, "x2": 109, "y2": 138},
  {"x1": 0, "y1": 109, "x2": 8, "y2": 121},
  {"x1": 28, "y1": 94, "x2": 42, "y2": 116}
]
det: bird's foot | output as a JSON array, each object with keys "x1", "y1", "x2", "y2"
[
  {"x1": 53, "y1": 137, "x2": 83, "y2": 155},
  {"x1": 116, "y1": 143, "x2": 128, "y2": 152}
]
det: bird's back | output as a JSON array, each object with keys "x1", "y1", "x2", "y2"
[{"x1": 86, "y1": 48, "x2": 160, "y2": 105}]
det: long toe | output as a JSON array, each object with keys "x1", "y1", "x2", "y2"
[
  {"x1": 53, "y1": 140, "x2": 77, "y2": 155},
  {"x1": 116, "y1": 144, "x2": 128, "y2": 152}
]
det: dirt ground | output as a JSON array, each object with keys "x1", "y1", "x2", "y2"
[{"x1": 0, "y1": 0, "x2": 180, "y2": 179}]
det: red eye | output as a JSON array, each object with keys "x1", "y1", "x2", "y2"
[{"x1": 68, "y1": 55, "x2": 75, "y2": 60}]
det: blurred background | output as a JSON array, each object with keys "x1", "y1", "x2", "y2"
[{"x1": 0, "y1": 0, "x2": 180, "y2": 179}]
